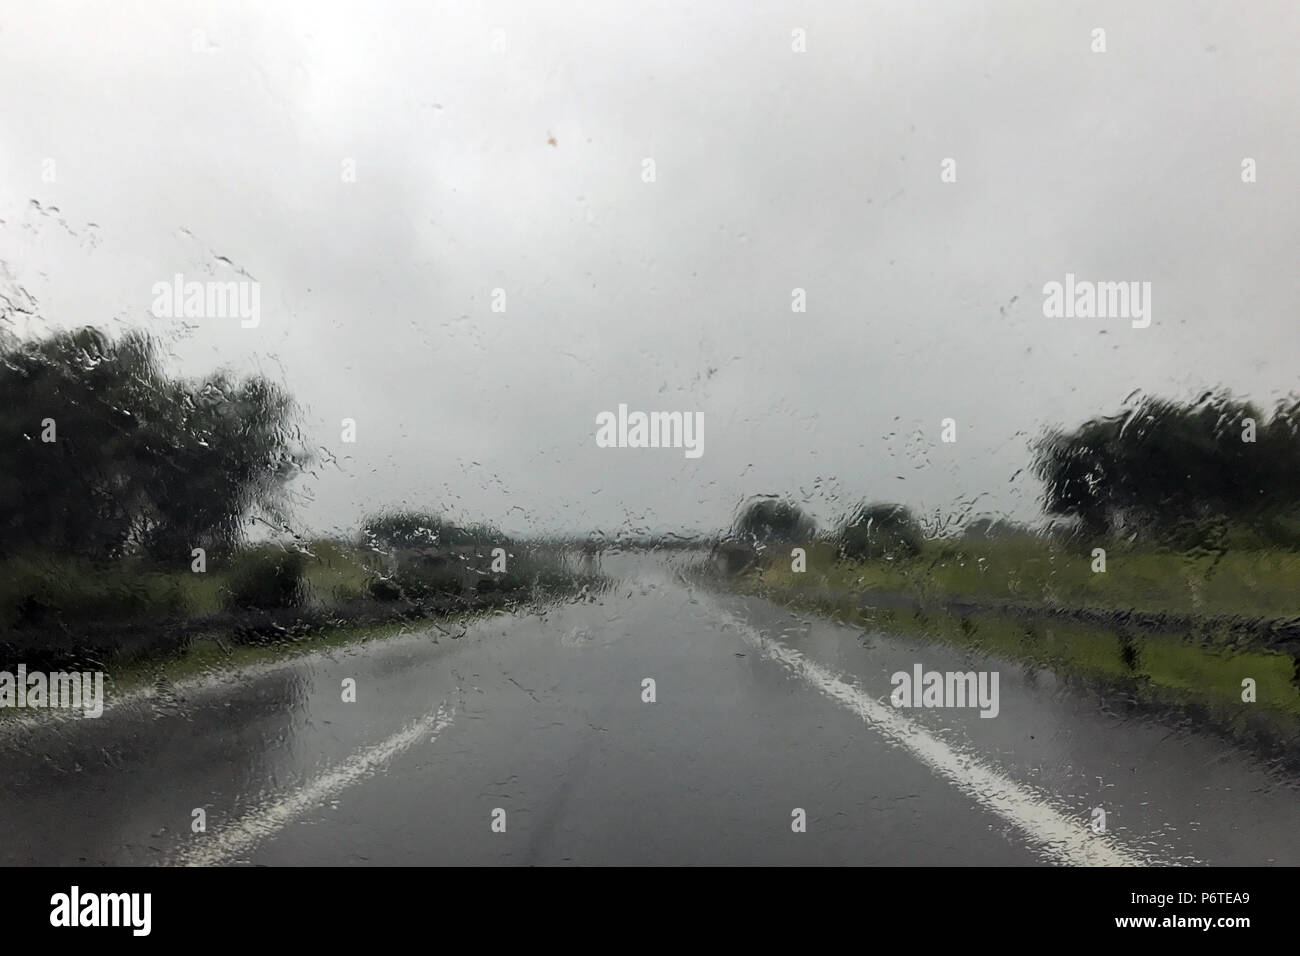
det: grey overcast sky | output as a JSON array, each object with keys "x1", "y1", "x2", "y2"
[{"x1": 1, "y1": 0, "x2": 1297, "y2": 538}]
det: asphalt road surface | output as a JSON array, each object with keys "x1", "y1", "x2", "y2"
[{"x1": 2, "y1": 553, "x2": 1296, "y2": 866}]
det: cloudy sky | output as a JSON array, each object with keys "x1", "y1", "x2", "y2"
[{"x1": 1, "y1": 0, "x2": 1296, "y2": 538}]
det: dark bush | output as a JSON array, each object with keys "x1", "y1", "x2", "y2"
[
  {"x1": 367, "y1": 575, "x2": 405, "y2": 602},
  {"x1": 224, "y1": 549, "x2": 308, "y2": 610},
  {"x1": 385, "y1": 561, "x2": 465, "y2": 602},
  {"x1": 712, "y1": 540, "x2": 760, "y2": 574},
  {"x1": 836, "y1": 502, "x2": 924, "y2": 562},
  {"x1": 732, "y1": 498, "x2": 816, "y2": 545}
]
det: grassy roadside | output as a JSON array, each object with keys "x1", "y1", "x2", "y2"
[
  {"x1": 0, "y1": 540, "x2": 378, "y2": 629},
  {"x1": 99, "y1": 605, "x2": 503, "y2": 700},
  {"x1": 707, "y1": 537, "x2": 1300, "y2": 745},
  {"x1": 755, "y1": 538, "x2": 1300, "y2": 621},
  {"x1": 0, "y1": 540, "x2": 606, "y2": 721},
  {"x1": 0, "y1": 599, "x2": 521, "y2": 730}
]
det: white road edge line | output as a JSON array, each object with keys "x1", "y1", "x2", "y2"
[
  {"x1": 171, "y1": 701, "x2": 457, "y2": 866},
  {"x1": 709, "y1": 604, "x2": 1153, "y2": 867},
  {"x1": 0, "y1": 621, "x2": 460, "y2": 741}
]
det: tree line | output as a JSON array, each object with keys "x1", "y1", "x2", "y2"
[
  {"x1": 731, "y1": 391, "x2": 1300, "y2": 557},
  {"x1": 4, "y1": 326, "x2": 1298, "y2": 564}
]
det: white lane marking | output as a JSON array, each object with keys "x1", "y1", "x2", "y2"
[
  {"x1": 172, "y1": 702, "x2": 456, "y2": 866},
  {"x1": 709, "y1": 605, "x2": 1153, "y2": 866}
]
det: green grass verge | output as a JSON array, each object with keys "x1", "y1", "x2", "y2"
[
  {"x1": 759, "y1": 538, "x2": 1300, "y2": 619},
  {"x1": 0, "y1": 607, "x2": 505, "y2": 727},
  {"x1": 718, "y1": 538, "x2": 1300, "y2": 735},
  {"x1": 744, "y1": 583, "x2": 1300, "y2": 719}
]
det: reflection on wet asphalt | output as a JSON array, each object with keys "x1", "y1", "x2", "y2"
[{"x1": 1, "y1": 554, "x2": 1295, "y2": 866}]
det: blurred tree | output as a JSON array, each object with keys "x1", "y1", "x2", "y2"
[
  {"x1": 140, "y1": 373, "x2": 305, "y2": 558},
  {"x1": 361, "y1": 511, "x2": 447, "y2": 552},
  {"x1": 360, "y1": 511, "x2": 505, "y2": 551},
  {"x1": 1032, "y1": 391, "x2": 1300, "y2": 545},
  {"x1": 0, "y1": 326, "x2": 307, "y2": 561},
  {"x1": 731, "y1": 497, "x2": 816, "y2": 545},
  {"x1": 835, "y1": 501, "x2": 924, "y2": 561},
  {"x1": 961, "y1": 516, "x2": 1024, "y2": 540}
]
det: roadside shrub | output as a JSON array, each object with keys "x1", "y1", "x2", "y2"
[
  {"x1": 360, "y1": 511, "x2": 505, "y2": 552},
  {"x1": 836, "y1": 502, "x2": 924, "y2": 562},
  {"x1": 299, "y1": 538, "x2": 374, "y2": 606},
  {"x1": 732, "y1": 498, "x2": 816, "y2": 546},
  {"x1": 712, "y1": 540, "x2": 760, "y2": 575},
  {"x1": 367, "y1": 575, "x2": 405, "y2": 602},
  {"x1": 0, "y1": 556, "x2": 188, "y2": 629},
  {"x1": 331, "y1": 582, "x2": 369, "y2": 604},
  {"x1": 362, "y1": 537, "x2": 599, "y2": 604},
  {"x1": 386, "y1": 559, "x2": 465, "y2": 601},
  {"x1": 223, "y1": 548, "x2": 308, "y2": 610},
  {"x1": 494, "y1": 545, "x2": 581, "y2": 593}
]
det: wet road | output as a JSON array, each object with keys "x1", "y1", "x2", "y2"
[{"x1": 1, "y1": 553, "x2": 1296, "y2": 866}]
